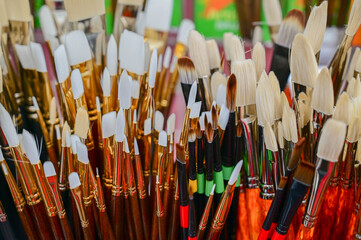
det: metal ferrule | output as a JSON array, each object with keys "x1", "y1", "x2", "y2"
[
  {"x1": 71, "y1": 186, "x2": 89, "y2": 228},
  {"x1": 96, "y1": 109, "x2": 104, "y2": 149},
  {"x1": 157, "y1": 145, "x2": 167, "y2": 191},
  {"x1": 152, "y1": 130, "x2": 160, "y2": 176},
  {"x1": 112, "y1": 141, "x2": 124, "y2": 196},
  {"x1": 135, "y1": 154, "x2": 147, "y2": 199},
  {"x1": 155, "y1": 182, "x2": 164, "y2": 217},
  {"x1": 137, "y1": 82, "x2": 150, "y2": 135},
  {"x1": 260, "y1": 146, "x2": 275, "y2": 198},
  {"x1": 312, "y1": 112, "x2": 329, "y2": 144},
  {"x1": 78, "y1": 162, "x2": 92, "y2": 206},
  {"x1": 341, "y1": 141, "x2": 357, "y2": 189},
  {"x1": 179, "y1": 108, "x2": 191, "y2": 146},
  {"x1": 173, "y1": 171, "x2": 179, "y2": 201},
  {"x1": 144, "y1": 28, "x2": 168, "y2": 54},
  {"x1": 46, "y1": 176, "x2": 66, "y2": 218},
  {"x1": 241, "y1": 115, "x2": 258, "y2": 185},
  {"x1": 155, "y1": 67, "x2": 168, "y2": 108},
  {"x1": 103, "y1": 136, "x2": 115, "y2": 186},
  {"x1": 142, "y1": 134, "x2": 152, "y2": 180},
  {"x1": 198, "y1": 76, "x2": 212, "y2": 111},
  {"x1": 95, "y1": 175, "x2": 106, "y2": 212},
  {"x1": 303, "y1": 158, "x2": 336, "y2": 228},
  {"x1": 102, "y1": 96, "x2": 111, "y2": 115},
  {"x1": 125, "y1": 152, "x2": 137, "y2": 196},
  {"x1": 59, "y1": 147, "x2": 68, "y2": 190},
  {"x1": 199, "y1": 194, "x2": 214, "y2": 231},
  {"x1": 211, "y1": 183, "x2": 236, "y2": 230},
  {"x1": 9, "y1": 146, "x2": 40, "y2": 205}
]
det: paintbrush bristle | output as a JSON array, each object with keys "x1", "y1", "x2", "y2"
[
  {"x1": 256, "y1": 72, "x2": 275, "y2": 126},
  {"x1": 276, "y1": 9, "x2": 305, "y2": 48},
  {"x1": 74, "y1": 107, "x2": 89, "y2": 139},
  {"x1": 199, "y1": 113, "x2": 206, "y2": 131},
  {"x1": 118, "y1": 70, "x2": 132, "y2": 109},
  {"x1": 76, "y1": 142, "x2": 89, "y2": 164},
  {"x1": 190, "y1": 102, "x2": 202, "y2": 119},
  {"x1": 230, "y1": 36, "x2": 245, "y2": 63},
  {"x1": 70, "y1": 135, "x2": 81, "y2": 154},
  {"x1": 196, "y1": 120, "x2": 202, "y2": 138},
  {"x1": 54, "y1": 45, "x2": 71, "y2": 84},
  {"x1": 177, "y1": 19, "x2": 195, "y2": 45},
  {"x1": 264, "y1": 122, "x2": 278, "y2": 152},
  {"x1": 115, "y1": 109, "x2": 125, "y2": 142},
  {"x1": 298, "y1": 100, "x2": 312, "y2": 129},
  {"x1": 135, "y1": 11, "x2": 146, "y2": 35},
  {"x1": 176, "y1": 144, "x2": 185, "y2": 162},
  {"x1": 281, "y1": 92, "x2": 290, "y2": 109},
  {"x1": 311, "y1": 68, "x2": 334, "y2": 115},
  {"x1": 101, "y1": 67, "x2": 111, "y2": 97},
  {"x1": 269, "y1": 72, "x2": 282, "y2": 119},
  {"x1": 282, "y1": 106, "x2": 298, "y2": 143},
  {"x1": 145, "y1": 0, "x2": 173, "y2": 32},
  {"x1": 144, "y1": 118, "x2": 152, "y2": 136},
  {"x1": 131, "y1": 80, "x2": 140, "y2": 100},
  {"x1": 148, "y1": 49, "x2": 158, "y2": 88},
  {"x1": 163, "y1": 46, "x2": 172, "y2": 69},
  {"x1": 154, "y1": 111, "x2": 164, "y2": 132},
  {"x1": 211, "y1": 105, "x2": 218, "y2": 129},
  {"x1": 144, "y1": 40, "x2": 150, "y2": 73},
  {"x1": 347, "y1": 115, "x2": 361, "y2": 143},
  {"x1": 65, "y1": 31, "x2": 92, "y2": 65},
  {"x1": 64, "y1": 0, "x2": 105, "y2": 22},
  {"x1": 346, "y1": 0, "x2": 361, "y2": 36},
  {"x1": 277, "y1": 121, "x2": 284, "y2": 149},
  {"x1": 206, "y1": 39, "x2": 221, "y2": 70},
  {"x1": 216, "y1": 84, "x2": 226, "y2": 107},
  {"x1": 48, "y1": 37, "x2": 59, "y2": 55},
  {"x1": 44, "y1": 161, "x2": 56, "y2": 177},
  {"x1": 223, "y1": 32, "x2": 234, "y2": 61},
  {"x1": 317, "y1": 119, "x2": 347, "y2": 161},
  {"x1": 106, "y1": 35, "x2": 118, "y2": 76},
  {"x1": 304, "y1": 1, "x2": 327, "y2": 53},
  {"x1": 6, "y1": 0, "x2": 31, "y2": 22},
  {"x1": 262, "y1": 0, "x2": 282, "y2": 26},
  {"x1": 188, "y1": 128, "x2": 196, "y2": 142},
  {"x1": 205, "y1": 122, "x2": 214, "y2": 143},
  {"x1": 226, "y1": 74, "x2": 237, "y2": 112},
  {"x1": 188, "y1": 30, "x2": 210, "y2": 77},
  {"x1": 55, "y1": 125, "x2": 61, "y2": 140},
  {"x1": 22, "y1": 130, "x2": 40, "y2": 165},
  {"x1": 290, "y1": 34, "x2": 318, "y2": 88},
  {"x1": 39, "y1": 5, "x2": 57, "y2": 41},
  {"x1": 232, "y1": 59, "x2": 257, "y2": 107},
  {"x1": 211, "y1": 71, "x2": 227, "y2": 102},
  {"x1": 102, "y1": 111, "x2": 116, "y2": 138},
  {"x1": 355, "y1": 49, "x2": 361, "y2": 74},
  {"x1": 119, "y1": 30, "x2": 145, "y2": 75},
  {"x1": 170, "y1": 55, "x2": 178, "y2": 73},
  {"x1": 0, "y1": 104, "x2": 19, "y2": 147},
  {"x1": 252, "y1": 27, "x2": 263, "y2": 46},
  {"x1": 14, "y1": 44, "x2": 35, "y2": 70},
  {"x1": 252, "y1": 42, "x2": 266, "y2": 82},
  {"x1": 347, "y1": 76, "x2": 361, "y2": 99},
  {"x1": 49, "y1": 97, "x2": 57, "y2": 125},
  {"x1": 287, "y1": 138, "x2": 305, "y2": 171},
  {"x1": 218, "y1": 104, "x2": 230, "y2": 131},
  {"x1": 159, "y1": 131, "x2": 168, "y2": 147},
  {"x1": 68, "y1": 172, "x2": 81, "y2": 189},
  {"x1": 71, "y1": 69, "x2": 84, "y2": 99},
  {"x1": 30, "y1": 42, "x2": 47, "y2": 72},
  {"x1": 333, "y1": 92, "x2": 351, "y2": 125},
  {"x1": 178, "y1": 57, "x2": 197, "y2": 85},
  {"x1": 294, "y1": 161, "x2": 315, "y2": 185},
  {"x1": 157, "y1": 54, "x2": 163, "y2": 72},
  {"x1": 229, "y1": 160, "x2": 243, "y2": 185},
  {"x1": 167, "y1": 113, "x2": 176, "y2": 135},
  {"x1": 61, "y1": 122, "x2": 71, "y2": 147}
]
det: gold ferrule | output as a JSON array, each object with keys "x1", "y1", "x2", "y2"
[
  {"x1": 112, "y1": 141, "x2": 124, "y2": 195},
  {"x1": 59, "y1": 82, "x2": 76, "y2": 127},
  {"x1": 142, "y1": 134, "x2": 152, "y2": 177},
  {"x1": 341, "y1": 141, "x2": 357, "y2": 188},
  {"x1": 135, "y1": 154, "x2": 147, "y2": 199},
  {"x1": 125, "y1": 152, "x2": 137, "y2": 196},
  {"x1": 95, "y1": 176, "x2": 106, "y2": 211},
  {"x1": 8, "y1": 20, "x2": 33, "y2": 45},
  {"x1": 212, "y1": 184, "x2": 236, "y2": 230},
  {"x1": 0, "y1": 202, "x2": 7, "y2": 222},
  {"x1": 174, "y1": 42, "x2": 187, "y2": 58},
  {"x1": 59, "y1": 147, "x2": 68, "y2": 190},
  {"x1": 32, "y1": 163, "x2": 57, "y2": 217},
  {"x1": 46, "y1": 177, "x2": 65, "y2": 215},
  {"x1": 198, "y1": 76, "x2": 213, "y2": 111},
  {"x1": 0, "y1": 161, "x2": 26, "y2": 212},
  {"x1": 138, "y1": 89, "x2": 150, "y2": 134},
  {"x1": 9, "y1": 146, "x2": 40, "y2": 205},
  {"x1": 35, "y1": 109, "x2": 50, "y2": 144},
  {"x1": 157, "y1": 145, "x2": 167, "y2": 190},
  {"x1": 21, "y1": 69, "x2": 38, "y2": 107},
  {"x1": 96, "y1": 110, "x2": 104, "y2": 149},
  {"x1": 180, "y1": 108, "x2": 191, "y2": 146},
  {"x1": 71, "y1": 186, "x2": 89, "y2": 227},
  {"x1": 144, "y1": 28, "x2": 168, "y2": 54},
  {"x1": 75, "y1": 96, "x2": 88, "y2": 112},
  {"x1": 78, "y1": 162, "x2": 92, "y2": 205},
  {"x1": 103, "y1": 137, "x2": 115, "y2": 184},
  {"x1": 155, "y1": 182, "x2": 164, "y2": 217},
  {"x1": 199, "y1": 194, "x2": 214, "y2": 230},
  {"x1": 102, "y1": 96, "x2": 111, "y2": 115},
  {"x1": 155, "y1": 67, "x2": 168, "y2": 108}
]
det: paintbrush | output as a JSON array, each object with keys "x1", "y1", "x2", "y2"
[
  {"x1": 188, "y1": 190, "x2": 197, "y2": 240},
  {"x1": 118, "y1": 70, "x2": 132, "y2": 143},
  {"x1": 264, "y1": 120, "x2": 279, "y2": 197},
  {"x1": 168, "y1": 166, "x2": 180, "y2": 240},
  {"x1": 38, "y1": 5, "x2": 58, "y2": 56},
  {"x1": 155, "y1": 46, "x2": 171, "y2": 108},
  {"x1": 141, "y1": 118, "x2": 152, "y2": 189},
  {"x1": 177, "y1": 57, "x2": 198, "y2": 108},
  {"x1": 179, "y1": 81, "x2": 197, "y2": 146},
  {"x1": 296, "y1": 119, "x2": 346, "y2": 239},
  {"x1": 206, "y1": 39, "x2": 221, "y2": 74},
  {"x1": 59, "y1": 123, "x2": 73, "y2": 190},
  {"x1": 270, "y1": 9, "x2": 305, "y2": 91},
  {"x1": 262, "y1": 0, "x2": 282, "y2": 42},
  {"x1": 204, "y1": 116, "x2": 215, "y2": 206},
  {"x1": 0, "y1": 200, "x2": 16, "y2": 239},
  {"x1": 155, "y1": 175, "x2": 166, "y2": 240},
  {"x1": 347, "y1": 76, "x2": 361, "y2": 99},
  {"x1": 196, "y1": 117, "x2": 206, "y2": 223},
  {"x1": 106, "y1": 35, "x2": 118, "y2": 112},
  {"x1": 252, "y1": 42, "x2": 266, "y2": 82},
  {"x1": 212, "y1": 74, "x2": 226, "y2": 114},
  {"x1": 44, "y1": 161, "x2": 75, "y2": 240},
  {"x1": 206, "y1": 160, "x2": 243, "y2": 240},
  {"x1": 174, "y1": 19, "x2": 195, "y2": 58},
  {"x1": 188, "y1": 129, "x2": 197, "y2": 198},
  {"x1": 177, "y1": 144, "x2": 189, "y2": 240},
  {"x1": 218, "y1": 104, "x2": 229, "y2": 146},
  {"x1": 223, "y1": 32, "x2": 234, "y2": 69},
  {"x1": 0, "y1": 148, "x2": 38, "y2": 240},
  {"x1": 197, "y1": 184, "x2": 215, "y2": 240},
  {"x1": 101, "y1": 68, "x2": 113, "y2": 115},
  {"x1": 229, "y1": 35, "x2": 245, "y2": 67}
]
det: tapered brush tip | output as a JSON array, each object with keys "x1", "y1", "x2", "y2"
[
  {"x1": 149, "y1": 48, "x2": 158, "y2": 88},
  {"x1": 106, "y1": 35, "x2": 118, "y2": 75},
  {"x1": 346, "y1": 0, "x2": 361, "y2": 36},
  {"x1": 177, "y1": 19, "x2": 195, "y2": 45},
  {"x1": 176, "y1": 144, "x2": 185, "y2": 163},
  {"x1": 101, "y1": 68, "x2": 111, "y2": 97},
  {"x1": 190, "y1": 102, "x2": 202, "y2": 119},
  {"x1": 219, "y1": 104, "x2": 230, "y2": 130},
  {"x1": 134, "y1": 138, "x2": 139, "y2": 155},
  {"x1": 30, "y1": 42, "x2": 47, "y2": 72},
  {"x1": 102, "y1": 111, "x2": 116, "y2": 138},
  {"x1": 223, "y1": 32, "x2": 234, "y2": 61},
  {"x1": 22, "y1": 130, "x2": 40, "y2": 165},
  {"x1": 187, "y1": 81, "x2": 198, "y2": 108},
  {"x1": 49, "y1": 98, "x2": 57, "y2": 125},
  {"x1": 74, "y1": 107, "x2": 89, "y2": 139},
  {"x1": 159, "y1": 131, "x2": 168, "y2": 147},
  {"x1": 131, "y1": 80, "x2": 140, "y2": 99},
  {"x1": 229, "y1": 160, "x2": 243, "y2": 185},
  {"x1": 0, "y1": 104, "x2": 19, "y2": 147},
  {"x1": 70, "y1": 135, "x2": 81, "y2": 154},
  {"x1": 211, "y1": 71, "x2": 227, "y2": 103},
  {"x1": 216, "y1": 84, "x2": 226, "y2": 107},
  {"x1": 294, "y1": 161, "x2": 315, "y2": 186},
  {"x1": 188, "y1": 30, "x2": 210, "y2": 77},
  {"x1": 61, "y1": 122, "x2": 71, "y2": 147},
  {"x1": 252, "y1": 42, "x2": 266, "y2": 81},
  {"x1": 230, "y1": 36, "x2": 245, "y2": 63},
  {"x1": 287, "y1": 138, "x2": 306, "y2": 171},
  {"x1": 262, "y1": 0, "x2": 282, "y2": 26},
  {"x1": 226, "y1": 74, "x2": 237, "y2": 112},
  {"x1": 205, "y1": 122, "x2": 214, "y2": 143},
  {"x1": 144, "y1": 118, "x2": 152, "y2": 136},
  {"x1": 264, "y1": 122, "x2": 278, "y2": 152},
  {"x1": 333, "y1": 92, "x2": 351, "y2": 125},
  {"x1": 76, "y1": 142, "x2": 89, "y2": 164},
  {"x1": 123, "y1": 138, "x2": 129, "y2": 153},
  {"x1": 118, "y1": 71, "x2": 132, "y2": 109},
  {"x1": 39, "y1": 5, "x2": 57, "y2": 41},
  {"x1": 44, "y1": 161, "x2": 56, "y2": 177},
  {"x1": 178, "y1": 57, "x2": 197, "y2": 84},
  {"x1": 69, "y1": 172, "x2": 81, "y2": 189},
  {"x1": 71, "y1": 69, "x2": 84, "y2": 99},
  {"x1": 163, "y1": 46, "x2": 172, "y2": 69},
  {"x1": 347, "y1": 116, "x2": 361, "y2": 143},
  {"x1": 276, "y1": 9, "x2": 305, "y2": 47},
  {"x1": 14, "y1": 44, "x2": 35, "y2": 70},
  {"x1": 206, "y1": 39, "x2": 221, "y2": 70}
]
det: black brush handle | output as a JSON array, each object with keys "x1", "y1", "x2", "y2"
[{"x1": 270, "y1": 44, "x2": 290, "y2": 91}]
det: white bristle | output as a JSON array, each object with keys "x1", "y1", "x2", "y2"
[
  {"x1": 304, "y1": 1, "x2": 328, "y2": 53},
  {"x1": 145, "y1": 0, "x2": 173, "y2": 32},
  {"x1": 70, "y1": 135, "x2": 81, "y2": 154},
  {"x1": 256, "y1": 72, "x2": 275, "y2": 126},
  {"x1": 96, "y1": 96, "x2": 101, "y2": 112},
  {"x1": 68, "y1": 172, "x2": 81, "y2": 189},
  {"x1": 170, "y1": 55, "x2": 178, "y2": 73},
  {"x1": 229, "y1": 160, "x2": 243, "y2": 185},
  {"x1": 54, "y1": 45, "x2": 71, "y2": 83},
  {"x1": 133, "y1": 109, "x2": 137, "y2": 123},
  {"x1": 347, "y1": 116, "x2": 361, "y2": 142},
  {"x1": 262, "y1": 0, "x2": 282, "y2": 26},
  {"x1": 144, "y1": 41, "x2": 150, "y2": 72},
  {"x1": 65, "y1": 30, "x2": 92, "y2": 65},
  {"x1": 106, "y1": 35, "x2": 118, "y2": 76},
  {"x1": 190, "y1": 102, "x2": 202, "y2": 119},
  {"x1": 188, "y1": 81, "x2": 198, "y2": 108},
  {"x1": 22, "y1": 130, "x2": 40, "y2": 165},
  {"x1": 76, "y1": 142, "x2": 89, "y2": 164},
  {"x1": 123, "y1": 137, "x2": 129, "y2": 153},
  {"x1": 355, "y1": 49, "x2": 361, "y2": 73},
  {"x1": 346, "y1": 0, "x2": 361, "y2": 36},
  {"x1": 102, "y1": 111, "x2": 116, "y2": 138},
  {"x1": 311, "y1": 68, "x2": 334, "y2": 115},
  {"x1": 0, "y1": 147, "x2": 3, "y2": 160},
  {"x1": 333, "y1": 92, "x2": 351, "y2": 125},
  {"x1": 101, "y1": 67, "x2": 111, "y2": 97},
  {"x1": 347, "y1": 76, "x2": 361, "y2": 99},
  {"x1": 154, "y1": 111, "x2": 164, "y2": 132},
  {"x1": 131, "y1": 80, "x2": 140, "y2": 99},
  {"x1": 177, "y1": 19, "x2": 195, "y2": 45},
  {"x1": 49, "y1": 98, "x2": 57, "y2": 124},
  {"x1": 119, "y1": 30, "x2": 145, "y2": 75},
  {"x1": 317, "y1": 119, "x2": 347, "y2": 161},
  {"x1": 48, "y1": 37, "x2": 60, "y2": 55},
  {"x1": 71, "y1": 69, "x2": 84, "y2": 99},
  {"x1": 159, "y1": 131, "x2": 167, "y2": 147},
  {"x1": 44, "y1": 161, "x2": 56, "y2": 177},
  {"x1": 269, "y1": 72, "x2": 282, "y2": 119},
  {"x1": 205, "y1": 111, "x2": 212, "y2": 124},
  {"x1": 18, "y1": 134, "x2": 24, "y2": 151},
  {"x1": 163, "y1": 46, "x2": 172, "y2": 68},
  {"x1": 14, "y1": 44, "x2": 35, "y2": 70},
  {"x1": 55, "y1": 125, "x2": 61, "y2": 140},
  {"x1": 223, "y1": 32, "x2": 234, "y2": 61},
  {"x1": 230, "y1": 36, "x2": 245, "y2": 62},
  {"x1": 211, "y1": 72, "x2": 227, "y2": 101},
  {"x1": 157, "y1": 54, "x2": 163, "y2": 72},
  {"x1": 290, "y1": 34, "x2": 318, "y2": 88},
  {"x1": 64, "y1": 0, "x2": 105, "y2": 22},
  {"x1": 216, "y1": 84, "x2": 226, "y2": 107},
  {"x1": 199, "y1": 113, "x2": 205, "y2": 131},
  {"x1": 32, "y1": 97, "x2": 40, "y2": 110},
  {"x1": 118, "y1": 71, "x2": 132, "y2": 109},
  {"x1": 252, "y1": 42, "x2": 266, "y2": 82},
  {"x1": 115, "y1": 109, "x2": 125, "y2": 142},
  {"x1": 232, "y1": 59, "x2": 257, "y2": 107},
  {"x1": 167, "y1": 113, "x2": 176, "y2": 135},
  {"x1": 264, "y1": 122, "x2": 278, "y2": 152},
  {"x1": 66, "y1": 131, "x2": 71, "y2": 148},
  {"x1": 148, "y1": 49, "x2": 158, "y2": 88},
  {"x1": 39, "y1": 5, "x2": 57, "y2": 41},
  {"x1": 218, "y1": 104, "x2": 230, "y2": 130},
  {"x1": 6, "y1": 0, "x2": 31, "y2": 22},
  {"x1": 210, "y1": 184, "x2": 216, "y2": 195},
  {"x1": 135, "y1": 11, "x2": 146, "y2": 35},
  {"x1": 206, "y1": 39, "x2": 221, "y2": 70},
  {"x1": 144, "y1": 118, "x2": 152, "y2": 135},
  {"x1": 252, "y1": 26, "x2": 263, "y2": 46},
  {"x1": 0, "y1": 0, "x2": 8, "y2": 28},
  {"x1": 134, "y1": 137, "x2": 139, "y2": 155},
  {"x1": 277, "y1": 121, "x2": 284, "y2": 149},
  {"x1": 188, "y1": 30, "x2": 210, "y2": 77}
]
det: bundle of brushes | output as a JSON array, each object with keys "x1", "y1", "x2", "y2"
[{"x1": 1, "y1": 0, "x2": 361, "y2": 239}]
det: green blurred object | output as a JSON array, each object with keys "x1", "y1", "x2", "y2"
[
  {"x1": 261, "y1": 1, "x2": 271, "y2": 42},
  {"x1": 285, "y1": 0, "x2": 305, "y2": 12},
  {"x1": 34, "y1": 0, "x2": 44, "y2": 28},
  {"x1": 171, "y1": 0, "x2": 182, "y2": 27},
  {"x1": 105, "y1": 0, "x2": 115, "y2": 35},
  {"x1": 194, "y1": 0, "x2": 239, "y2": 38}
]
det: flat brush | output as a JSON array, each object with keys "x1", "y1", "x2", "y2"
[
  {"x1": 204, "y1": 118, "x2": 215, "y2": 201},
  {"x1": 262, "y1": 0, "x2": 282, "y2": 42},
  {"x1": 197, "y1": 184, "x2": 215, "y2": 240},
  {"x1": 177, "y1": 144, "x2": 189, "y2": 240},
  {"x1": 271, "y1": 161, "x2": 315, "y2": 240},
  {"x1": 179, "y1": 81, "x2": 197, "y2": 146},
  {"x1": 155, "y1": 175, "x2": 166, "y2": 240}
]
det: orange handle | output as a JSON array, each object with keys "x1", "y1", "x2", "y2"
[
  {"x1": 246, "y1": 188, "x2": 263, "y2": 240},
  {"x1": 237, "y1": 192, "x2": 250, "y2": 240},
  {"x1": 295, "y1": 225, "x2": 314, "y2": 240}
]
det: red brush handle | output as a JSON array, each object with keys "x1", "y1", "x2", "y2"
[
  {"x1": 29, "y1": 202, "x2": 54, "y2": 240},
  {"x1": 271, "y1": 232, "x2": 286, "y2": 240},
  {"x1": 18, "y1": 205, "x2": 38, "y2": 240},
  {"x1": 188, "y1": 237, "x2": 197, "y2": 240},
  {"x1": 180, "y1": 205, "x2": 189, "y2": 228},
  {"x1": 110, "y1": 196, "x2": 124, "y2": 239},
  {"x1": 269, "y1": 222, "x2": 277, "y2": 238},
  {"x1": 48, "y1": 215, "x2": 65, "y2": 240},
  {"x1": 258, "y1": 228, "x2": 269, "y2": 240}
]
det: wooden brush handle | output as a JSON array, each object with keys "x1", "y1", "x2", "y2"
[
  {"x1": 18, "y1": 205, "x2": 38, "y2": 240},
  {"x1": 84, "y1": 205, "x2": 96, "y2": 240},
  {"x1": 99, "y1": 210, "x2": 115, "y2": 240},
  {"x1": 47, "y1": 146, "x2": 59, "y2": 174},
  {"x1": 129, "y1": 194, "x2": 145, "y2": 240},
  {"x1": 59, "y1": 215, "x2": 74, "y2": 240},
  {"x1": 70, "y1": 195, "x2": 83, "y2": 240},
  {"x1": 139, "y1": 197, "x2": 151, "y2": 240},
  {"x1": 0, "y1": 219, "x2": 16, "y2": 239},
  {"x1": 110, "y1": 196, "x2": 124, "y2": 239},
  {"x1": 162, "y1": 188, "x2": 171, "y2": 222},
  {"x1": 206, "y1": 228, "x2": 221, "y2": 240},
  {"x1": 245, "y1": 188, "x2": 262, "y2": 240},
  {"x1": 125, "y1": 198, "x2": 136, "y2": 239},
  {"x1": 157, "y1": 215, "x2": 166, "y2": 240},
  {"x1": 29, "y1": 202, "x2": 54, "y2": 240},
  {"x1": 82, "y1": 225, "x2": 95, "y2": 240},
  {"x1": 168, "y1": 198, "x2": 180, "y2": 240},
  {"x1": 151, "y1": 199, "x2": 159, "y2": 240},
  {"x1": 48, "y1": 215, "x2": 65, "y2": 240}
]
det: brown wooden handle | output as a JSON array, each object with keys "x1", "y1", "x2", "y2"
[
  {"x1": 47, "y1": 146, "x2": 59, "y2": 174},
  {"x1": 85, "y1": 205, "x2": 96, "y2": 240},
  {"x1": 18, "y1": 206, "x2": 38, "y2": 240},
  {"x1": 29, "y1": 202, "x2": 54, "y2": 240},
  {"x1": 125, "y1": 198, "x2": 136, "y2": 239},
  {"x1": 139, "y1": 197, "x2": 151, "y2": 240},
  {"x1": 151, "y1": 198, "x2": 158, "y2": 240},
  {"x1": 82, "y1": 225, "x2": 95, "y2": 240},
  {"x1": 158, "y1": 215, "x2": 166, "y2": 240},
  {"x1": 168, "y1": 199, "x2": 180, "y2": 240},
  {"x1": 110, "y1": 195, "x2": 124, "y2": 239},
  {"x1": 48, "y1": 215, "x2": 65, "y2": 240},
  {"x1": 99, "y1": 210, "x2": 115, "y2": 240},
  {"x1": 129, "y1": 194, "x2": 145, "y2": 240},
  {"x1": 59, "y1": 215, "x2": 74, "y2": 240},
  {"x1": 70, "y1": 195, "x2": 82, "y2": 240}
]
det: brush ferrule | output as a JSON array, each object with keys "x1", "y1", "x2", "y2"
[
  {"x1": 212, "y1": 184, "x2": 236, "y2": 229},
  {"x1": 341, "y1": 141, "x2": 357, "y2": 188},
  {"x1": 157, "y1": 145, "x2": 167, "y2": 191},
  {"x1": 260, "y1": 183, "x2": 275, "y2": 199},
  {"x1": 47, "y1": 176, "x2": 65, "y2": 215},
  {"x1": 144, "y1": 28, "x2": 168, "y2": 55},
  {"x1": 71, "y1": 186, "x2": 89, "y2": 227},
  {"x1": 134, "y1": 155, "x2": 147, "y2": 199},
  {"x1": 179, "y1": 108, "x2": 191, "y2": 146},
  {"x1": 242, "y1": 116, "x2": 258, "y2": 179},
  {"x1": 199, "y1": 194, "x2": 214, "y2": 230},
  {"x1": 125, "y1": 152, "x2": 137, "y2": 196},
  {"x1": 198, "y1": 76, "x2": 212, "y2": 111},
  {"x1": 103, "y1": 137, "x2": 115, "y2": 185},
  {"x1": 78, "y1": 162, "x2": 92, "y2": 205},
  {"x1": 112, "y1": 141, "x2": 123, "y2": 195}
]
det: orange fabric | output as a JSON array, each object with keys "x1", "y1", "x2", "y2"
[
  {"x1": 318, "y1": 186, "x2": 339, "y2": 240},
  {"x1": 236, "y1": 192, "x2": 251, "y2": 240},
  {"x1": 295, "y1": 225, "x2": 314, "y2": 240},
  {"x1": 246, "y1": 188, "x2": 263, "y2": 240},
  {"x1": 346, "y1": 212, "x2": 358, "y2": 240},
  {"x1": 292, "y1": 204, "x2": 305, "y2": 234},
  {"x1": 287, "y1": 223, "x2": 296, "y2": 240}
]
